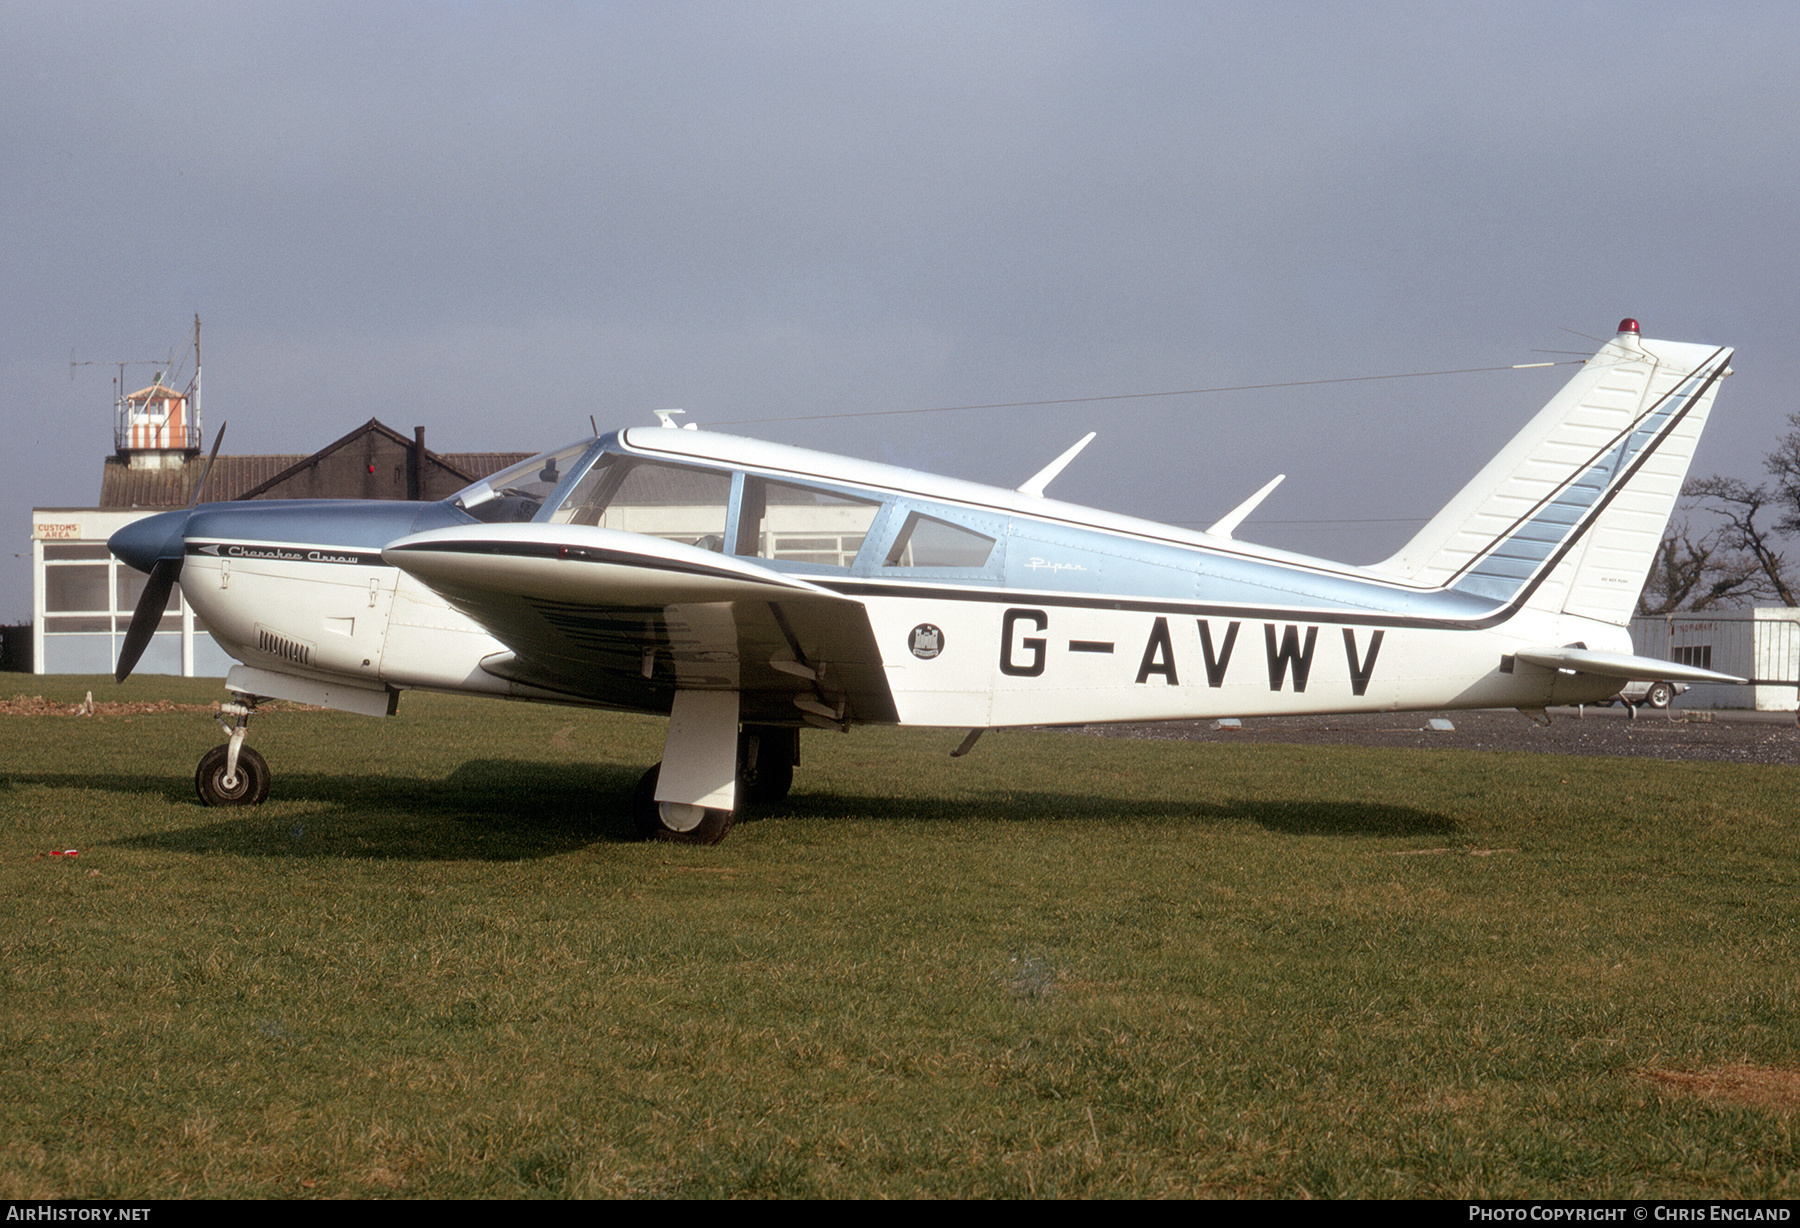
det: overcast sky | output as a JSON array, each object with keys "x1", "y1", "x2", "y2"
[{"x1": 7, "y1": 1, "x2": 1796, "y2": 624}]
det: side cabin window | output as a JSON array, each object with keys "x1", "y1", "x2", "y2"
[
  {"x1": 554, "y1": 458, "x2": 732, "y2": 550},
  {"x1": 883, "y1": 511, "x2": 997, "y2": 569},
  {"x1": 736, "y1": 479, "x2": 879, "y2": 569}
]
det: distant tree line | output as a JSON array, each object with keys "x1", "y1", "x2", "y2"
[{"x1": 1639, "y1": 413, "x2": 1800, "y2": 614}]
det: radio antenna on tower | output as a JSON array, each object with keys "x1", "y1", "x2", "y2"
[{"x1": 70, "y1": 315, "x2": 204, "y2": 458}]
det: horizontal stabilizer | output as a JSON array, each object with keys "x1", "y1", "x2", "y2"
[{"x1": 1512, "y1": 647, "x2": 1744, "y2": 685}]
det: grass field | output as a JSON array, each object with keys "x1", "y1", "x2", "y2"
[{"x1": 3, "y1": 676, "x2": 1799, "y2": 1198}]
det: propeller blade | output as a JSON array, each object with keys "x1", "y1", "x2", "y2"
[
  {"x1": 114, "y1": 557, "x2": 180, "y2": 683},
  {"x1": 187, "y1": 419, "x2": 227, "y2": 509},
  {"x1": 113, "y1": 422, "x2": 220, "y2": 682}
]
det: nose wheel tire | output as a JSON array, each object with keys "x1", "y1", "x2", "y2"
[
  {"x1": 196, "y1": 744, "x2": 272, "y2": 807},
  {"x1": 633, "y1": 763, "x2": 734, "y2": 845}
]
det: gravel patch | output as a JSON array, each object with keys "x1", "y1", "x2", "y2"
[{"x1": 1066, "y1": 707, "x2": 1800, "y2": 766}]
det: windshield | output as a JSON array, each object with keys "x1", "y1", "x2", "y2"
[{"x1": 451, "y1": 441, "x2": 595, "y2": 524}]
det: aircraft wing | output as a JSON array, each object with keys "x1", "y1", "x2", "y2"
[
  {"x1": 383, "y1": 524, "x2": 897, "y2": 724},
  {"x1": 1512, "y1": 646, "x2": 1745, "y2": 685}
]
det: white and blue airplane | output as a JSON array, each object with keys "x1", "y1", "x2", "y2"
[{"x1": 110, "y1": 319, "x2": 1743, "y2": 842}]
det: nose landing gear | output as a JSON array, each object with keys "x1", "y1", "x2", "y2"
[{"x1": 195, "y1": 698, "x2": 272, "y2": 807}]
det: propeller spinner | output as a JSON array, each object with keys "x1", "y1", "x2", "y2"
[{"x1": 109, "y1": 512, "x2": 190, "y2": 682}]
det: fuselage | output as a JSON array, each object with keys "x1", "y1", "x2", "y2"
[
  {"x1": 112, "y1": 425, "x2": 1630, "y2": 726},
  {"x1": 104, "y1": 323, "x2": 1737, "y2": 836}
]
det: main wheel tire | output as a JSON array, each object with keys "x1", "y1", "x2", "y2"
[
  {"x1": 738, "y1": 726, "x2": 796, "y2": 804},
  {"x1": 633, "y1": 763, "x2": 734, "y2": 844},
  {"x1": 195, "y1": 744, "x2": 271, "y2": 807},
  {"x1": 1643, "y1": 681, "x2": 1675, "y2": 709}
]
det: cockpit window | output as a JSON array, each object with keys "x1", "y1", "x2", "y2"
[
  {"x1": 546, "y1": 455, "x2": 617, "y2": 525},
  {"x1": 452, "y1": 441, "x2": 592, "y2": 524},
  {"x1": 554, "y1": 458, "x2": 732, "y2": 550},
  {"x1": 736, "y1": 479, "x2": 879, "y2": 568}
]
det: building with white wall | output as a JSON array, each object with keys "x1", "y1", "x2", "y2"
[
  {"x1": 1630, "y1": 608, "x2": 1800, "y2": 710},
  {"x1": 31, "y1": 506, "x2": 235, "y2": 675}
]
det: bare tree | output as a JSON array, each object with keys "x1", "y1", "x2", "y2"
[
  {"x1": 1678, "y1": 475, "x2": 1797, "y2": 606},
  {"x1": 1639, "y1": 411, "x2": 1800, "y2": 613},
  {"x1": 1765, "y1": 409, "x2": 1800, "y2": 536},
  {"x1": 1637, "y1": 523, "x2": 1714, "y2": 614}
]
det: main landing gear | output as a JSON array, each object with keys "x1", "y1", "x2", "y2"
[
  {"x1": 195, "y1": 698, "x2": 271, "y2": 807},
  {"x1": 635, "y1": 724, "x2": 798, "y2": 845}
]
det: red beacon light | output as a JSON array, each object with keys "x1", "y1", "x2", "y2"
[{"x1": 1617, "y1": 318, "x2": 1640, "y2": 335}]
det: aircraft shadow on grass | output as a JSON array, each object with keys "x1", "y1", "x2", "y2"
[
  {"x1": 35, "y1": 759, "x2": 1456, "y2": 862},
  {"x1": 80, "y1": 759, "x2": 635, "y2": 860},
  {"x1": 778, "y1": 789, "x2": 1458, "y2": 838}
]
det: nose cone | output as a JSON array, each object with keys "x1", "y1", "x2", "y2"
[{"x1": 108, "y1": 509, "x2": 190, "y2": 574}]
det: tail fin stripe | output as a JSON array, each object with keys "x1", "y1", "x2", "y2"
[
  {"x1": 1447, "y1": 358, "x2": 1722, "y2": 602},
  {"x1": 1448, "y1": 362, "x2": 1715, "y2": 579},
  {"x1": 1466, "y1": 353, "x2": 1727, "y2": 612}
]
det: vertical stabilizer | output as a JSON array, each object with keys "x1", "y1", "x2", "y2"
[{"x1": 1371, "y1": 321, "x2": 1731, "y2": 626}]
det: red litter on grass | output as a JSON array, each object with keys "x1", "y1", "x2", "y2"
[{"x1": 49, "y1": 849, "x2": 77, "y2": 857}]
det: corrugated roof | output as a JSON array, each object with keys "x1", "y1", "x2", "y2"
[
  {"x1": 442, "y1": 452, "x2": 533, "y2": 477},
  {"x1": 99, "y1": 419, "x2": 536, "y2": 508},
  {"x1": 100, "y1": 454, "x2": 309, "y2": 507}
]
